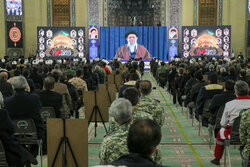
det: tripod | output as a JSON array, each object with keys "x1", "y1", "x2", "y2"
[
  {"x1": 88, "y1": 91, "x2": 108, "y2": 137},
  {"x1": 52, "y1": 119, "x2": 78, "y2": 167}
]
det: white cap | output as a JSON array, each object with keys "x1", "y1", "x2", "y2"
[
  {"x1": 32, "y1": 60, "x2": 39, "y2": 65},
  {"x1": 1, "y1": 59, "x2": 5, "y2": 63},
  {"x1": 24, "y1": 59, "x2": 28, "y2": 63},
  {"x1": 12, "y1": 61, "x2": 17, "y2": 65},
  {"x1": 57, "y1": 60, "x2": 62, "y2": 64}
]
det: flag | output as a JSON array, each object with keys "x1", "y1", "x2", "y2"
[{"x1": 232, "y1": 49, "x2": 234, "y2": 57}]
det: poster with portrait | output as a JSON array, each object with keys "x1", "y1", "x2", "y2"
[
  {"x1": 168, "y1": 26, "x2": 179, "y2": 59},
  {"x1": 37, "y1": 27, "x2": 85, "y2": 59},
  {"x1": 5, "y1": 0, "x2": 22, "y2": 16},
  {"x1": 7, "y1": 21, "x2": 23, "y2": 48},
  {"x1": 182, "y1": 26, "x2": 231, "y2": 58},
  {"x1": 100, "y1": 26, "x2": 168, "y2": 60},
  {"x1": 88, "y1": 26, "x2": 99, "y2": 59}
]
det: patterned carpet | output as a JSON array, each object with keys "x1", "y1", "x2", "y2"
[{"x1": 33, "y1": 71, "x2": 242, "y2": 167}]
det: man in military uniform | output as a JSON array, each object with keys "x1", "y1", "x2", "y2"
[
  {"x1": 100, "y1": 98, "x2": 132, "y2": 164},
  {"x1": 156, "y1": 61, "x2": 168, "y2": 88},
  {"x1": 137, "y1": 80, "x2": 165, "y2": 126},
  {"x1": 240, "y1": 108, "x2": 250, "y2": 166},
  {"x1": 108, "y1": 87, "x2": 153, "y2": 134},
  {"x1": 107, "y1": 87, "x2": 162, "y2": 164}
]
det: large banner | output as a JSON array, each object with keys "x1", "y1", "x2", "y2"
[
  {"x1": 37, "y1": 27, "x2": 85, "y2": 59},
  {"x1": 88, "y1": 26, "x2": 99, "y2": 59},
  {"x1": 100, "y1": 26, "x2": 168, "y2": 60},
  {"x1": 168, "y1": 26, "x2": 179, "y2": 60},
  {"x1": 7, "y1": 21, "x2": 23, "y2": 48},
  {"x1": 182, "y1": 26, "x2": 231, "y2": 58}
]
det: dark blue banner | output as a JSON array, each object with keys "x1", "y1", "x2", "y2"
[
  {"x1": 168, "y1": 26, "x2": 179, "y2": 60},
  {"x1": 88, "y1": 26, "x2": 99, "y2": 59}
]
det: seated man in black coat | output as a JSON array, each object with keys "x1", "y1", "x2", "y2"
[
  {"x1": 39, "y1": 76, "x2": 63, "y2": 118},
  {"x1": 110, "y1": 119, "x2": 169, "y2": 167},
  {"x1": 0, "y1": 71, "x2": 14, "y2": 98},
  {"x1": 208, "y1": 79, "x2": 236, "y2": 136},
  {"x1": 4, "y1": 76, "x2": 45, "y2": 155},
  {"x1": 0, "y1": 109, "x2": 37, "y2": 166}
]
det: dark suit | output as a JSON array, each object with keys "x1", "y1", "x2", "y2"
[
  {"x1": 0, "y1": 78, "x2": 14, "y2": 98},
  {"x1": 39, "y1": 90, "x2": 63, "y2": 118},
  {"x1": 111, "y1": 153, "x2": 168, "y2": 167},
  {"x1": 0, "y1": 109, "x2": 30, "y2": 166},
  {"x1": 4, "y1": 91, "x2": 44, "y2": 139}
]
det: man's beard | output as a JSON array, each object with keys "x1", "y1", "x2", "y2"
[{"x1": 128, "y1": 42, "x2": 137, "y2": 53}]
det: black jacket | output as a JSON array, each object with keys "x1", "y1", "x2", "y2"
[
  {"x1": 111, "y1": 153, "x2": 169, "y2": 167},
  {"x1": 0, "y1": 109, "x2": 30, "y2": 165},
  {"x1": 0, "y1": 79, "x2": 14, "y2": 98},
  {"x1": 4, "y1": 91, "x2": 45, "y2": 139},
  {"x1": 38, "y1": 90, "x2": 63, "y2": 117}
]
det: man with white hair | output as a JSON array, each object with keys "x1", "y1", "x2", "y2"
[
  {"x1": 114, "y1": 29, "x2": 151, "y2": 60},
  {"x1": 4, "y1": 76, "x2": 45, "y2": 156},
  {"x1": 211, "y1": 80, "x2": 250, "y2": 165},
  {"x1": 99, "y1": 98, "x2": 132, "y2": 164}
]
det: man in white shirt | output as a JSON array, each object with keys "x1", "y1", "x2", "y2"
[{"x1": 211, "y1": 80, "x2": 250, "y2": 165}]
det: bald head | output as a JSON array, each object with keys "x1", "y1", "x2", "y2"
[
  {"x1": 139, "y1": 80, "x2": 152, "y2": 95},
  {"x1": 0, "y1": 72, "x2": 8, "y2": 80}
]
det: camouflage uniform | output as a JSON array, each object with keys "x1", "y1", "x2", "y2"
[
  {"x1": 108, "y1": 106, "x2": 153, "y2": 134},
  {"x1": 107, "y1": 106, "x2": 162, "y2": 165},
  {"x1": 137, "y1": 96, "x2": 165, "y2": 126},
  {"x1": 68, "y1": 77, "x2": 88, "y2": 91},
  {"x1": 99, "y1": 124, "x2": 129, "y2": 164},
  {"x1": 240, "y1": 108, "x2": 250, "y2": 160},
  {"x1": 156, "y1": 66, "x2": 168, "y2": 80}
]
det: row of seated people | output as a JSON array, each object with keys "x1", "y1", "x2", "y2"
[
  {"x1": 152, "y1": 57, "x2": 250, "y2": 166},
  {"x1": 99, "y1": 64, "x2": 166, "y2": 166},
  {"x1": 0, "y1": 58, "x2": 122, "y2": 166}
]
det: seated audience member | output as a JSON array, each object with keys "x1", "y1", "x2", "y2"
[
  {"x1": 4, "y1": 76, "x2": 45, "y2": 155},
  {"x1": 51, "y1": 69, "x2": 72, "y2": 117},
  {"x1": 186, "y1": 70, "x2": 207, "y2": 117},
  {"x1": 23, "y1": 69, "x2": 35, "y2": 92},
  {"x1": 8, "y1": 69, "x2": 30, "y2": 92},
  {"x1": 137, "y1": 80, "x2": 165, "y2": 126},
  {"x1": 0, "y1": 71, "x2": 14, "y2": 98},
  {"x1": 110, "y1": 119, "x2": 168, "y2": 167},
  {"x1": 100, "y1": 62, "x2": 110, "y2": 75},
  {"x1": 238, "y1": 69, "x2": 247, "y2": 82},
  {"x1": 108, "y1": 87, "x2": 153, "y2": 133},
  {"x1": 0, "y1": 91, "x2": 3, "y2": 108},
  {"x1": 100, "y1": 98, "x2": 132, "y2": 164},
  {"x1": 224, "y1": 66, "x2": 237, "y2": 81},
  {"x1": 208, "y1": 80, "x2": 236, "y2": 135},
  {"x1": 239, "y1": 108, "x2": 250, "y2": 166},
  {"x1": 68, "y1": 69, "x2": 88, "y2": 92},
  {"x1": 118, "y1": 72, "x2": 140, "y2": 97},
  {"x1": 195, "y1": 73, "x2": 223, "y2": 127},
  {"x1": 39, "y1": 76, "x2": 63, "y2": 117},
  {"x1": 205, "y1": 64, "x2": 216, "y2": 76},
  {"x1": 211, "y1": 80, "x2": 250, "y2": 165},
  {"x1": 29, "y1": 67, "x2": 43, "y2": 90},
  {"x1": 0, "y1": 109, "x2": 38, "y2": 166}
]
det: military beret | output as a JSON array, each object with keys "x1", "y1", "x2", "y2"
[{"x1": 125, "y1": 29, "x2": 138, "y2": 38}]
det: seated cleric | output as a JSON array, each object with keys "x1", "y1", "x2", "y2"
[{"x1": 114, "y1": 29, "x2": 151, "y2": 60}]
